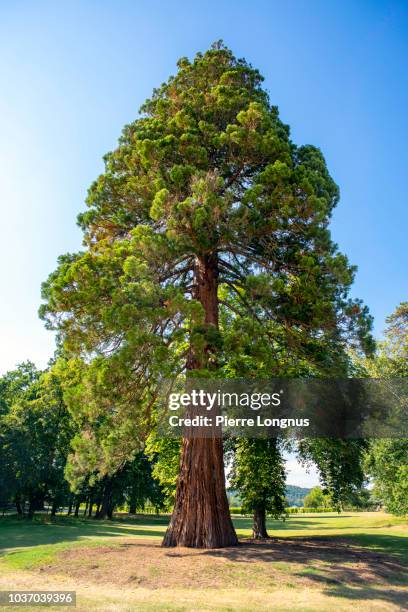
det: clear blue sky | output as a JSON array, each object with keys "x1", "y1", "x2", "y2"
[{"x1": 1, "y1": 0, "x2": 407, "y2": 378}]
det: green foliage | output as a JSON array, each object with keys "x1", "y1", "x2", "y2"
[
  {"x1": 145, "y1": 437, "x2": 180, "y2": 508},
  {"x1": 285, "y1": 485, "x2": 311, "y2": 507},
  {"x1": 0, "y1": 363, "x2": 74, "y2": 515},
  {"x1": 0, "y1": 361, "x2": 165, "y2": 519},
  {"x1": 353, "y1": 302, "x2": 408, "y2": 379},
  {"x1": 230, "y1": 438, "x2": 286, "y2": 518},
  {"x1": 303, "y1": 486, "x2": 331, "y2": 508},
  {"x1": 39, "y1": 43, "x2": 374, "y2": 488},
  {"x1": 355, "y1": 303, "x2": 408, "y2": 516},
  {"x1": 125, "y1": 453, "x2": 166, "y2": 512},
  {"x1": 297, "y1": 438, "x2": 367, "y2": 509},
  {"x1": 365, "y1": 439, "x2": 408, "y2": 515}
]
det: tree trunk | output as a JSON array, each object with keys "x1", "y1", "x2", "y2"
[
  {"x1": 74, "y1": 502, "x2": 80, "y2": 517},
  {"x1": 51, "y1": 499, "x2": 58, "y2": 517},
  {"x1": 67, "y1": 501, "x2": 72, "y2": 515},
  {"x1": 27, "y1": 496, "x2": 35, "y2": 519},
  {"x1": 83, "y1": 499, "x2": 89, "y2": 516},
  {"x1": 163, "y1": 255, "x2": 238, "y2": 548},
  {"x1": 15, "y1": 496, "x2": 23, "y2": 515},
  {"x1": 34, "y1": 494, "x2": 45, "y2": 511},
  {"x1": 163, "y1": 436, "x2": 237, "y2": 547},
  {"x1": 95, "y1": 481, "x2": 112, "y2": 519},
  {"x1": 129, "y1": 502, "x2": 137, "y2": 515},
  {"x1": 88, "y1": 498, "x2": 94, "y2": 518},
  {"x1": 252, "y1": 507, "x2": 269, "y2": 539}
]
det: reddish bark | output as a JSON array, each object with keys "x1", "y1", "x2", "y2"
[{"x1": 163, "y1": 255, "x2": 238, "y2": 548}]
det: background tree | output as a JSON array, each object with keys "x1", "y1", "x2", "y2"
[
  {"x1": 303, "y1": 486, "x2": 331, "y2": 509},
  {"x1": 230, "y1": 438, "x2": 286, "y2": 538},
  {"x1": 220, "y1": 286, "x2": 372, "y2": 532},
  {"x1": 145, "y1": 437, "x2": 180, "y2": 509},
  {"x1": 0, "y1": 363, "x2": 75, "y2": 517},
  {"x1": 358, "y1": 302, "x2": 408, "y2": 516},
  {"x1": 365, "y1": 439, "x2": 408, "y2": 515},
  {"x1": 126, "y1": 453, "x2": 165, "y2": 514},
  {"x1": 0, "y1": 363, "x2": 42, "y2": 514},
  {"x1": 297, "y1": 438, "x2": 368, "y2": 511},
  {"x1": 40, "y1": 43, "x2": 373, "y2": 548}
]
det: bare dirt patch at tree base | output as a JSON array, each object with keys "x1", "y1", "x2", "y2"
[{"x1": 39, "y1": 537, "x2": 408, "y2": 592}]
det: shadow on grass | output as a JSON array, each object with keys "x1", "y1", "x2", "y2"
[
  {"x1": 0, "y1": 515, "x2": 167, "y2": 556},
  {"x1": 233, "y1": 515, "x2": 364, "y2": 531},
  {"x1": 1, "y1": 515, "x2": 407, "y2": 560},
  {"x1": 293, "y1": 567, "x2": 408, "y2": 609},
  {"x1": 347, "y1": 533, "x2": 408, "y2": 565},
  {"x1": 1, "y1": 515, "x2": 407, "y2": 609},
  {"x1": 0, "y1": 514, "x2": 322, "y2": 553},
  {"x1": 190, "y1": 537, "x2": 408, "y2": 608},
  {"x1": 196, "y1": 536, "x2": 408, "y2": 567},
  {"x1": 326, "y1": 583, "x2": 408, "y2": 609}
]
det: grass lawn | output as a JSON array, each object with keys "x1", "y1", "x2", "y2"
[{"x1": 0, "y1": 512, "x2": 407, "y2": 611}]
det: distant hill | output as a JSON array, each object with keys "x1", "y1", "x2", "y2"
[
  {"x1": 285, "y1": 485, "x2": 311, "y2": 507},
  {"x1": 226, "y1": 489, "x2": 242, "y2": 507},
  {"x1": 227, "y1": 485, "x2": 311, "y2": 508}
]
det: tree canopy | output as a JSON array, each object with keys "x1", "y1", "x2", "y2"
[
  {"x1": 360, "y1": 302, "x2": 408, "y2": 515},
  {"x1": 39, "y1": 43, "x2": 375, "y2": 546}
]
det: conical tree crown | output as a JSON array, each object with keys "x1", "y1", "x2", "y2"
[
  {"x1": 40, "y1": 45, "x2": 373, "y2": 465},
  {"x1": 78, "y1": 42, "x2": 337, "y2": 262}
]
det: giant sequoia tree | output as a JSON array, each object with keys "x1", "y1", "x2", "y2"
[{"x1": 41, "y1": 43, "x2": 372, "y2": 548}]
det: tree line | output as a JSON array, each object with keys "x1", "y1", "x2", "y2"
[
  {"x1": 1, "y1": 302, "x2": 406, "y2": 530},
  {"x1": 0, "y1": 362, "x2": 165, "y2": 519}
]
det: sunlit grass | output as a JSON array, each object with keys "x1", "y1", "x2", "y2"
[{"x1": 0, "y1": 511, "x2": 407, "y2": 570}]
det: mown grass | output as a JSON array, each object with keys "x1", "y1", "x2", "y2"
[
  {"x1": 0, "y1": 511, "x2": 407, "y2": 570},
  {"x1": 0, "y1": 513, "x2": 407, "y2": 611}
]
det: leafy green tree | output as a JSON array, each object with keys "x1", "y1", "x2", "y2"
[
  {"x1": 230, "y1": 438, "x2": 286, "y2": 538},
  {"x1": 0, "y1": 363, "x2": 75, "y2": 517},
  {"x1": 0, "y1": 363, "x2": 42, "y2": 513},
  {"x1": 125, "y1": 453, "x2": 166, "y2": 514},
  {"x1": 357, "y1": 302, "x2": 408, "y2": 378},
  {"x1": 303, "y1": 486, "x2": 330, "y2": 508},
  {"x1": 36, "y1": 367, "x2": 77, "y2": 515},
  {"x1": 145, "y1": 437, "x2": 180, "y2": 509},
  {"x1": 65, "y1": 454, "x2": 165, "y2": 519},
  {"x1": 360, "y1": 303, "x2": 408, "y2": 515},
  {"x1": 220, "y1": 288, "x2": 371, "y2": 532},
  {"x1": 40, "y1": 43, "x2": 373, "y2": 548},
  {"x1": 298, "y1": 438, "x2": 368, "y2": 510},
  {"x1": 340, "y1": 486, "x2": 373, "y2": 510},
  {"x1": 365, "y1": 439, "x2": 408, "y2": 515}
]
